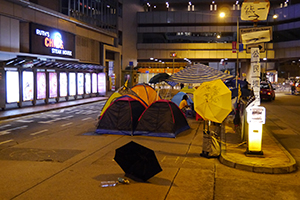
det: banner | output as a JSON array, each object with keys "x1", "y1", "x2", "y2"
[{"x1": 250, "y1": 48, "x2": 260, "y2": 106}]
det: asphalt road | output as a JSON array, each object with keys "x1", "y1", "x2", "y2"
[
  {"x1": 261, "y1": 92, "x2": 300, "y2": 164},
  {"x1": 0, "y1": 101, "x2": 106, "y2": 150},
  {"x1": 0, "y1": 93, "x2": 300, "y2": 200}
]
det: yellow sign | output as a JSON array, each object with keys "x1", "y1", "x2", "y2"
[{"x1": 241, "y1": 0, "x2": 270, "y2": 21}]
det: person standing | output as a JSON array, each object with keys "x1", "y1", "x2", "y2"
[{"x1": 291, "y1": 81, "x2": 296, "y2": 95}]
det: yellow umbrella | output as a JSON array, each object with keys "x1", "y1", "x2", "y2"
[{"x1": 194, "y1": 79, "x2": 232, "y2": 123}]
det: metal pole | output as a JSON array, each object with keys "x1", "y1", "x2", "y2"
[
  {"x1": 172, "y1": 57, "x2": 175, "y2": 74},
  {"x1": 236, "y1": 16, "x2": 239, "y2": 87}
]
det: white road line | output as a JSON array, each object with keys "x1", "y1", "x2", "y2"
[
  {"x1": 0, "y1": 139, "x2": 14, "y2": 145},
  {"x1": 0, "y1": 124, "x2": 11, "y2": 129},
  {"x1": 30, "y1": 129, "x2": 49, "y2": 136},
  {"x1": 61, "y1": 115, "x2": 74, "y2": 120},
  {"x1": 61, "y1": 122, "x2": 73, "y2": 127},
  {"x1": 17, "y1": 119, "x2": 34, "y2": 123},
  {"x1": 82, "y1": 117, "x2": 92, "y2": 121},
  {"x1": 0, "y1": 125, "x2": 28, "y2": 136},
  {"x1": 38, "y1": 118, "x2": 62, "y2": 124}
]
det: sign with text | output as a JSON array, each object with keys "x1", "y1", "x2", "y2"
[
  {"x1": 241, "y1": 0, "x2": 270, "y2": 21},
  {"x1": 30, "y1": 23, "x2": 75, "y2": 58},
  {"x1": 250, "y1": 48, "x2": 261, "y2": 105}
]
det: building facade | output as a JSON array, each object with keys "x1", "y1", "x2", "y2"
[
  {"x1": 135, "y1": 0, "x2": 300, "y2": 82},
  {"x1": 1, "y1": 0, "x2": 300, "y2": 109},
  {"x1": 0, "y1": 0, "x2": 125, "y2": 109}
]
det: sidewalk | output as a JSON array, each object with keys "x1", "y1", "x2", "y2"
[
  {"x1": 219, "y1": 121, "x2": 297, "y2": 174},
  {"x1": 0, "y1": 95, "x2": 297, "y2": 174}
]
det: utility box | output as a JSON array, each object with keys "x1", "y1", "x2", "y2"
[{"x1": 246, "y1": 106, "x2": 266, "y2": 155}]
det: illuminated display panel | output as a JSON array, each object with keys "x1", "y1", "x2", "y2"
[
  {"x1": 49, "y1": 72, "x2": 57, "y2": 98},
  {"x1": 37, "y1": 72, "x2": 46, "y2": 99},
  {"x1": 92, "y1": 73, "x2": 97, "y2": 93},
  {"x1": 69, "y1": 73, "x2": 76, "y2": 96},
  {"x1": 30, "y1": 23, "x2": 75, "y2": 58},
  {"x1": 23, "y1": 71, "x2": 34, "y2": 101},
  {"x1": 98, "y1": 73, "x2": 106, "y2": 94},
  {"x1": 60, "y1": 72, "x2": 67, "y2": 97},
  {"x1": 85, "y1": 73, "x2": 91, "y2": 94},
  {"x1": 77, "y1": 73, "x2": 84, "y2": 95},
  {"x1": 6, "y1": 71, "x2": 19, "y2": 103}
]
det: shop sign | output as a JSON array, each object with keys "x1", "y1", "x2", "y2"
[{"x1": 30, "y1": 23, "x2": 75, "y2": 58}]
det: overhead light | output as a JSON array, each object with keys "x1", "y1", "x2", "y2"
[
  {"x1": 150, "y1": 57, "x2": 154, "y2": 60},
  {"x1": 273, "y1": 14, "x2": 278, "y2": 19}
]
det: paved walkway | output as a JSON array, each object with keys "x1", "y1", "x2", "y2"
[{"x1": 0, "y1": 95, "x2": 297, "y2": 174}]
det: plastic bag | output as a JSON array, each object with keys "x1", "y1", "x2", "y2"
[{"x1": 200, "y1": 131, "x2": 220, "y2": 158}]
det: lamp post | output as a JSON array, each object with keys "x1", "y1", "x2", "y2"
[
  {"x1": 236, "y1": 16, "x2": 239, "y2": 80},
  {"x1": 219, "y1": 12, "x2": 240, "y2": 82}
]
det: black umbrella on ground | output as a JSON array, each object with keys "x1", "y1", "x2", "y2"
[
  {"x1": 114, "y1": 141, "x2": 162, "y2": 182},
  {"x1": 149, "y1": 73, "x2": 170, "y2": 84}
]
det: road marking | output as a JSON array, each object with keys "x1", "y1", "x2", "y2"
[
  {"x1": 82, "y1": 117, "x2": 92, "y2": 121},
  {"x1": 61, "y1": 115, "x2": 74, "y2": 120},
  {"x1": 0, "y1": 125, "x2": 28, "y2": 136},
  {"x1": 17, "y1": 119, "x2": 34, "y2": 123},
  {"x1": 0, "y1": 139, "x2": 14, "y2": 145},
  {"x1": 30, "y1": 129, "x2": 49, "y2": 136},
  {"x1": 61, "y1": 122, "x2": 73, "y2": 127},
  {"x1": 0, "y1": 124, "x2": 11, "y2": 129}
]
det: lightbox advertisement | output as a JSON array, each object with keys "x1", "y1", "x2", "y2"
[
  {"x1": 85, "y1": 73, "x2": 91, "y2": 94},
  {"x1": 49, "y1": 72, "x2": 57, "y2": 98},
  {"x1": 30, "y1": 23, "x2": 75, "y2": 58},
  {"x1": 77, "y1": 73, "x2": 84, "y2": 95},
  {"x1": 98, "y1": 73, "x2": 106, "y2": 94},
  {"x1": 37, "y1": 72, "x2": 46, "y2": 99},
  {"x1": 69, "y1": 73, "x2": 76, "y2": 96},
  {"x1": 23, "y1": 71, "x2": 34, "y2": 101},
  {"x1": 6, "y1": 71, "x2": 19, "y2": 103},
  {"x1": 92, "y1": 73, "x2": 97, "y2": 93},
  {"x1": 60, "y1": 72, "x2": 67, "y2": 97}
]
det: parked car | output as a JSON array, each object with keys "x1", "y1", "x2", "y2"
[{"x1": 260, "y1": 81, "x2": 275, "y2": 101}]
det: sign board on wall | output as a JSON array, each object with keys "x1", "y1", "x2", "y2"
[{"x1": 30, "y1": 23, "x2": 75, "y2": 58}]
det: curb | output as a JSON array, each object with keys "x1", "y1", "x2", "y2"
[{"x1": 219, "y1": 123, "x2": 297, "y2": 174}]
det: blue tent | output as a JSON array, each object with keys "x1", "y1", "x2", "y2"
[{"x1": 171, "y1": 92, "x2": 193, "y2": 107}]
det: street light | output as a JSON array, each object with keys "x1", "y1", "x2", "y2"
[{"x1": 219, "y1": 12, "x2": 240, "y2": 81}]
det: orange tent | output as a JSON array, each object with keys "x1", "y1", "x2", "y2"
[{"x1": 131, "y1": 83, "x2": 161, "y2": 106}]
